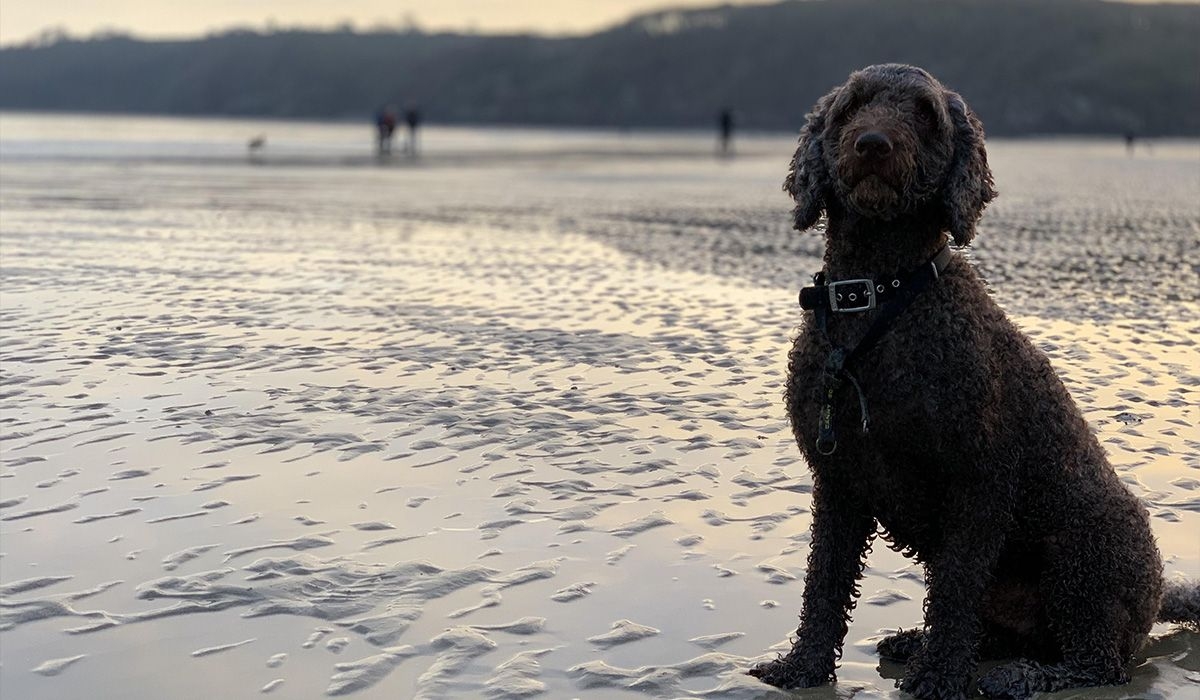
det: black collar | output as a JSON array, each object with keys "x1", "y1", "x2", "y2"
[{"x1": 799, "y1": 244, "x2": 954, "y2": 314}]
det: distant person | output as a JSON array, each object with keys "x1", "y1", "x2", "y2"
[
  {"x1": 718, "y1": 108, "x2": 734, "y2": 156},
  {"x1": 247, "y1": 134, "x2": 266, "y2": 164},
  {"x1": 1124, "y1": 130, "x2": 1135, "y2": 156},
  {"x1": 375, "y1": 106, "x2": 397, "y2": 157},
  {"x1": 403, "y1": 105, "x2": 422, "y2": 157}
]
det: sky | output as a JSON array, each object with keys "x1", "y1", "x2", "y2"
[
  {"x1": 3, "y1": 0, "x2": 1196, "y2": 46},
  {"x1": 0, "y1": 0, "x2": 775, "y2": 45}
]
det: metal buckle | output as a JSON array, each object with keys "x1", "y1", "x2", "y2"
[{"x1": 827, "y1": 278, "x2": 876, "y2": 312}]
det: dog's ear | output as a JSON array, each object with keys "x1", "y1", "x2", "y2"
[
  {"x1": 784, "y1": 88, "x2": 838, "y2": 231},
  {"x1": 942, "y1": 92, "x2": 996, "y2": 246}
]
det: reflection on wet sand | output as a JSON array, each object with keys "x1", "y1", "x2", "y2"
[{"x1": 0, "y1": 122, "x2": 1197, "y2": 698}]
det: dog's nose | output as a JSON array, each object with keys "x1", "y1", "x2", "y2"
[{"x1": 854, "y1": 131, "x2": 893, "y2": 158}]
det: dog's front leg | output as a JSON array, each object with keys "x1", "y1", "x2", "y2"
[
  {"x1": 749, "y1": 473, "x2": 875, "y2": 689},
  {"x1": 899, "y1": 473, "x2": 1012, "y2": 700}
]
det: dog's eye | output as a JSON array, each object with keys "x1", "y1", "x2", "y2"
[
  {"x1": 833, "y1": 96, "x2": 862, "y2": 123},
  {"x1": 916, "y1": 99, "x2": 939, "y2": 127}
]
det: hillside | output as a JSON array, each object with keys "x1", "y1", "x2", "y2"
[{"x1": 1, "y1": 0, "x2": 1197, "y2": 135}]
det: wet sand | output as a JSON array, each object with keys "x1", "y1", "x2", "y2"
[{"x1": 1, "y1": 121, "x2": 1198, "y2": 699}]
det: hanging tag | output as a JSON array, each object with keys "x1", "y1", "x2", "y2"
[{"x1": 816, "y1": 347, "x2": 846, "y2": 456}]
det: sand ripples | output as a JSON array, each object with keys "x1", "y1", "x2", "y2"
[{"x1": 1, "y1": 139, "x2": 1197, "y2": 698}]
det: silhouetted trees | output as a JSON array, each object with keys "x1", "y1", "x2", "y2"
[{"x1": 1, "y1": 0, "x2": 1196, "y2": 135}]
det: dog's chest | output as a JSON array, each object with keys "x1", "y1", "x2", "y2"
[
  {"x1": 786, "y1": 319, "x2": 935, "y2": 439},
  {"x1": 787, "y1": 323, "x2": 951, "y2": 556},
  {"x1": 859, "y1": 456, "x2": 948, "y2": 556}
]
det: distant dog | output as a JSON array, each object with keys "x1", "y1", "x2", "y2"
[{"x1": 748, "y1": 64, "x2": 1199, "y2": 700}]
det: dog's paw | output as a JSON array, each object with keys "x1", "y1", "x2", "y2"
[
  {"x1": 975, "y1": 660, "x2": 1043, "y2": 700},
  {"x1": 877, "y1": 628, "x2": 925, "y2": 661},
  {"x1": 747, "y1": 656, "x2": 833, "y2": 690},
  {"x1": 896, "y1": 660, "x2": 969, "y2": 700}
]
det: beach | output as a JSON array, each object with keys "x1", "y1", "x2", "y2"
[{"x1": 0, "y1": 113, "x2": 1197, "y2": 699}]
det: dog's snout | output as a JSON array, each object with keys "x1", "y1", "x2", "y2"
[{"x1": 854, "y1": 131, "x2": 893, "y2": 158}]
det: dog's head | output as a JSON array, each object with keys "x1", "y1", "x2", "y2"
[{"x1": 784, "y1": 64, "x2": 996, "y2": 246}]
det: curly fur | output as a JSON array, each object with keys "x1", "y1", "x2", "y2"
[
  {"x1": 749, "y1": 64, "x2": 1197, "y2": 700},
  {"x1": 1159, "y1": 580, "x2": 1200, "y2": 629}
]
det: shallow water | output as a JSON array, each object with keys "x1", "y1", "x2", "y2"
[{"x1": 1, "y1": 114, "x2": 1197, "y2": 699}]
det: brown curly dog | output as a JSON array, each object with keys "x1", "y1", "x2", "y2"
[{"x1": 747, "y1": 63, "x2": 1199, "y2": 700}]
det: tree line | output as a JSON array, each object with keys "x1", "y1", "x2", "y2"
[{"x1": 1, "y1": 0, "x2": 1197, "y2": 135}]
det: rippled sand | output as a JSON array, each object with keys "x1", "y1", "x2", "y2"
[{"x1": 1, "y1": 126, "x2": 1197, "y2": 699}]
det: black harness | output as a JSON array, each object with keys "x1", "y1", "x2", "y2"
[{"x1": 799, "y1": 244, "x2": 954, "y2": 455}]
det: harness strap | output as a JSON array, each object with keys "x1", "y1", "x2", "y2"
[
  {"x1": 807, "y1": 244, "x2": 953, "y2": 456},
  {"x1": 845, "y1": 245, "x2": 950, "y2": 363}
]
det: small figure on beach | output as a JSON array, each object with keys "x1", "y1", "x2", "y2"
[
  {"x1": 404, "y1": 104, "x2": 422, "y2": 157},
  {"x1": 247, "y1": 134, "x2": 266, "y2": 164},
  {"x1": 375, "y1": 106, "x2": 397, "y2": 157},
  {"x1": 717, "y1": 107, "x2": 734, "y2": 156},
  {"x1": 1124, "y1": 130, "x2": 1136, "y2": 156}
]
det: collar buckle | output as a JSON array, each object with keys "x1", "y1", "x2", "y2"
[{"x1": 827, "y1": 278, "x2": 876, "y2": 313}]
